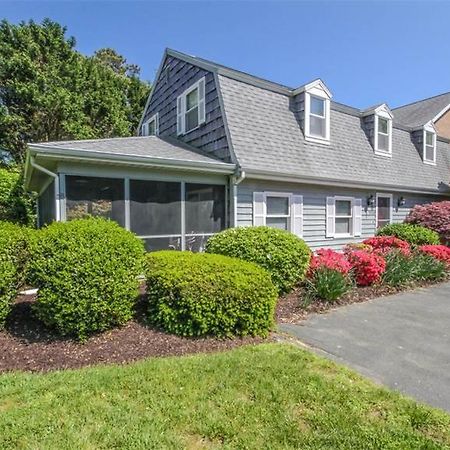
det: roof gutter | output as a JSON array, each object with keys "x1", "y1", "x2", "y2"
[
  {"x1": 29, "y1": 156, "x2": 61, "y2": 221},
  {"x1": 243, "y1": 168, "x2": 450, "y2": 197},
  {"x1": 28, "y1": 145, "x2": 235, "y2": 175}
]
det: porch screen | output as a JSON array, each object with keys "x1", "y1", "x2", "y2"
[
  {"x1": 130, "y1": 180, "x2": 182, "y2": 251},
  {"x1": 65, "y1": 176, "x2": 125, "y2": 226},
  {"x1": 185, "y1": 183, "x2": 226, "y2": 252}
]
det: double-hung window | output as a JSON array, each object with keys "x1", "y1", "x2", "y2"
[
  {"x1": 142, "y1": 113, "x2": 159, "y2": 136},
  {"x1": 177, "y1": 77, "x2": 206, "y2": 135},
  {"x1": 423, "y1": 129, "x2": 436, "y2": 164},
  {"x1": 335, "y1": 199, "x2": 353, "y2": 236},
  {"x1": 326, "y1": 196, "x2": 362, "y2": 238},
  {"x1": 253, "y1": 192, "x2": 304, "y2": 236},
  {"x1": 374, "y1": 113, "x2": 392, "y2": 155},
  {"x1": 265, "y1": 194, "x2": 291, "y2": 230},
  {"x1": 309, "y1": 96, "x2": 326, "y2": 138}
]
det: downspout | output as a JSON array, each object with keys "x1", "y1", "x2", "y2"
[
  {"x1": 30, "y1": 156, "x2": 61, "y2": 222},
  {"x1": 231, "y1": 169, "x2": 246, "y2": 227}
]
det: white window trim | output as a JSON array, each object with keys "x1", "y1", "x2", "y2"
[
  {"x1": 177, "y1": 77, "x2": 206, "y2": 136},
  {"x1": 423, "y1": 128, "x2": 437, "y2": 165},
  {"x1": 334, "y1": 196, "x2": 354, "y2": 238},
  {"x1": 142, "y1": 112, "x2": 159, "y2": 136},
  {"x1": 304, "y1": 90, "x2": 331, "y2": 145},
  {"x1": 374, "y1": 113, "x2": 393, "y2": 157},
  {"x1": 375, "y1": 193, "x2": 393, "y2": 230},
  {"x1": 264, "y1": 192, "x2": 292, "y2": 230}
]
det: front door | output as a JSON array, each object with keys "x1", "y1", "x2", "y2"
[{"x1": 376, "y1": 194, "x2": 392, "y2": 229}]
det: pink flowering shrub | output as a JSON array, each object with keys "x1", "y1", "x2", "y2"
[
  {"x1": 346, "y1": 250, "x2": 386, "y2": 286},
  {"x1": 419, "y1": 245, "x2": 450, "y2": 265},
  {"x1": 363, "y1": 236, "x2": 411, "y2": 256},
  {"x1": 308, "y1": 249, "x2": 351, "y2": 277},
  {"x1": 406, "y1": 201, "x2": 450, "y2": 244}
]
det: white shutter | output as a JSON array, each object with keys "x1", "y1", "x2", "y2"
[
  {"x1": 253, "y1": 192, "x2": 265, "y2": 226},
  {"x1": 290, "y1": 195, "x2": 303, "y2": 237},
  {"x1": 198, "y1": 77, "x2": 206, "y2": 125},
  {"x1": 353, "y1": 198, "x2": 362, "y2": 237},
  {"x1": 326, "y1": 196, "x2": 335, "y2": 238},
  {"x1": 176, "y1": 95, "x2": 185, "y2": 135}
]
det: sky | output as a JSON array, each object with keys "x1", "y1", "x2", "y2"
[{"x1": 2, "y1": 0, "x2": 450, "y2": 109}]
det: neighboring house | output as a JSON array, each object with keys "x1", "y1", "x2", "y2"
[{"x1": 24, "y1": 49, "x2": 450, "y2": 251}]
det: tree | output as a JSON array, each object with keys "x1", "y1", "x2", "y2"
[{"x1": 0, "y1": 19, "x2": 150, "y2": 163}]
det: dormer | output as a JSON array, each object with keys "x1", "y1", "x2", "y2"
[
  {"x1": 362, "y1": 104, "x2": 393, "y2": 157},
  {"x1": 412, "y1": 121, "x2": 437, "y2": 165},
  {"x1": 293, "y1": 79, "x2": 332, "y2": 145}
]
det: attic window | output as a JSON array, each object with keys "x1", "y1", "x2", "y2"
[
  {"x1": 177, "y1": 77, "x2": 206, "y2": 135},
  {"x1": 423, "y1": 129, "x2": 436, "y2": 164},
  {"x1": 142, "y1": 113, "x2": 159, "y2": 136},
  {"x1": 374, "y1": 113, "x2": 392, "y2": 156},
  {"x1": 302, "y1": 80, "x2": 332, "y2": 144}
]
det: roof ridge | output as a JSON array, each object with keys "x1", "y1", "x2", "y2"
[{"x1": 393, "y1": 91, "x2": 450, "y2": 111}]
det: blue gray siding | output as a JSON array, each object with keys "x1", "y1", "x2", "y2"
[
  {"x1": 142, "y1": 56, "x2": 231, "y2": 162},
  {"x1": 237, "y1": 179, "x2": 439, "y2": 250}
]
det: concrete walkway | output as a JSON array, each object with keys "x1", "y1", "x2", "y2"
[{"x1": 279, "y1": 282, "x2": 450, "y2": 412}]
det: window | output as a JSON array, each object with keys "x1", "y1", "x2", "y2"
[
  {"x1": 335, "y1": 199, "x2": 353, "y2": 235},
  {"x1": 65, "y1": 176, "x2": 125, "y2": 227},
  {"x1": 266, "y1": 195, "x2": 290, "y2": 230},
  {"x1": 309, "y1": 96, "x2": 326, "y2": 138},
  {"x1": 376, "y1": 194, "x2": 392, "y2": 229},
  {"x1": 177, "y1": 77, "x2": 206, "y2": 135},
  {"x1": 301, "y1": 80, "x2": 332, "y2": 144},
  {"x1": 375, "y1": 114, "x2": 392, "y2": 155},
  {"x1": 326, "y1": 196, "x2": 362, "y2": 238},
  {"x1": 253, "y1": 192, "x2": 303, "y2": 236},
  {"x1": 423, "y1": 129, "x2": 436, "y2": 164},
  {"x1": 142, "y1": 113, "x2": 159, "y2": 136}
]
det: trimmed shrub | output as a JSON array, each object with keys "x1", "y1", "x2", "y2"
[
  {"x1": 146, "y1": 251, "x2": 278, "y2": 337},
  {"x1": 0, "y1": 221, "x2": 30, "y2": 327},
  {"x1": 205, "y1": 226, "x2": 311, "y2": 294},
  {"x1": 28, "y1": 218, "x2": 145, "y2": 340},
  {"x1": 0, "y1": 167, "x2": 35, "y2": 226},
  {"x1": 406, "y1": 201, "x2": 450, "y2": 244},
  {"x1": 308, "y1": 249, "x2": 351, "y2": 276},
  {"x1": 363, "y1": 236, "x2": 411, "y2": 256},
  {"x1": 419, "y1": 245, "x2": 450, "y2": 265},
  {"x1": 305, "y1": 267, "x2": 352, "y2": 303},
  {"x1": 383, "y1": 250, "x2": 447, "y2": 287},
  {"x1": 346, "y1": 250, "x2": 386, "y2": 286},
  {"x1": 377, "y1": 223, "x2": 440, "y2": 246}
]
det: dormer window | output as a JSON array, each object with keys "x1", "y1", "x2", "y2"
[
  {"x1": 363, "y1": 104, "x2": 393, "y2": 157},
  {"x1": 375, "y1": 114, "x2": 392, "y2": 155},
  {"x1": 423, "y1": 127, "x2": 436, "y2": 165},
  {"x1": 296, "y1": 79, "x2": 332, "y2": 144},
  {"x1": 309, "y1": 96, "x2": 326, "y2": 138},
  {"x1": 142, "y1": 113, "x2": 159, "y2": 136}
]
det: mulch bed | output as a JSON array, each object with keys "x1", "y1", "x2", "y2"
[
  {"x1": 276, "y1": 278, "x2": 449, "y2": 324},
  {"x1": 0, "y1": 294, "x2": 264, "y2": 373}
]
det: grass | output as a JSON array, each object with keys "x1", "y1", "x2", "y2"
[{"x1": 0, "y1": 343, "x2": 449, "y2": 449}]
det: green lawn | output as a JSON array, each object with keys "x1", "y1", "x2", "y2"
[{"x1": 0, "y1": 343, "x2": 449, "y2": 449}]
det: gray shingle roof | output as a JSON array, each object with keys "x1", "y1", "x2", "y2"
[
  {"x1": 393, "y1": 92, "x2": 450, "y2": 128},
  {"x1": 218, "y1": 74, "x2": 450, "y2": 193},
  {"x1": 30, "y1": 135, "x2": 230, "y2": 166}
]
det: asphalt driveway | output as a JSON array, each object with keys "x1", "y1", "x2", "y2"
[{"x1": 279, "y1": 282, "x2": 450, "y2": 412}]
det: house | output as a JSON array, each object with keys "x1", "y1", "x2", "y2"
[{"x1": 24, "y1": 49, "x2": 450, "y2": 251}]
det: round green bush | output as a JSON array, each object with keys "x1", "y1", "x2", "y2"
[
  {"x1": 205, "y1": 226, "x2": 311, "y2": 294},
  {"x1": 377, "y1": 223, "x2": 440, "y2": 246},
  {"x1": 0, "y1": 221, "x2": 30, "y2": 328},
  {"x1": 146, "y1": 251, "x2": 278, "y2": 337},
  {"x1": 28, "y1": 218, "x2": 145, "y2": 340}
]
